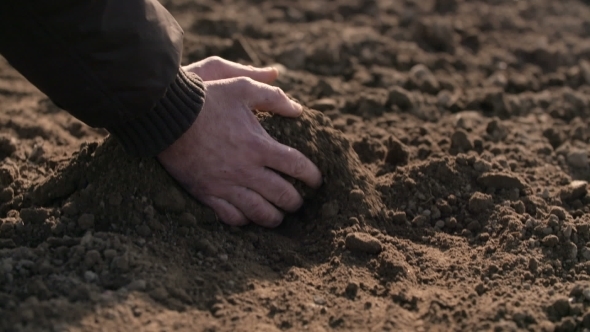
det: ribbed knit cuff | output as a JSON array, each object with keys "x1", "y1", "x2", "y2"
[{"x1": 107, "y1": 68, "x2": 206, "y2": 157}]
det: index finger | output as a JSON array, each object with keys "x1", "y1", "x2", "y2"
[{"x1": 263, "y1": 140, "x2": 323, "y2": 189}]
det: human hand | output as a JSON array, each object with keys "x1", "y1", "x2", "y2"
[{"x1": 157, "y1": 57, "x2": 323, "y2": 228}]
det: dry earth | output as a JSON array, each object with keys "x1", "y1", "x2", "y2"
[{"x1": 2, "y1": 0, "x2": 590, "y2": 331}]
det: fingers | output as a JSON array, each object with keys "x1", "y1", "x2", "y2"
[
  {"x1": 200, "y1": 196, "x2": 249, "y2": 226},
  {"x1": 242, "y1": 168, "x2": 303, "y2": 213},
  {"x1": 263, "y1": 141, "x2": 323, "y2": 189},
  {"x1": 183, "y1": 56, "x2": 278, "y2": 83},
  {"x1": 226, "y1": 186, "x2": 285, "y2": 228},
  {"x1": 231, "y1": 77, "x2": 302, "y2": 117}
]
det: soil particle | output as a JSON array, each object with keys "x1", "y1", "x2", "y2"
[
  {"x1": 468, "y1": 192, "x2": 494, "y2": 213},
  {"x1": 477, "y1": 172, "x2": 527, "y2": 190},
  {"x1": 153, "y1": 186, "x2": 186, "y2": 213},
  {"x1": 77, "y1": 213, "x2": 95, "y2": 231},
  {"x1": 344, "y1": 232, "x2": 382, "y2": 254}
]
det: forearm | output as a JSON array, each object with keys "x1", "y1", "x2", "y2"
[{"x1": 0, "y1": 0, "x2": 205, "y2": 156}]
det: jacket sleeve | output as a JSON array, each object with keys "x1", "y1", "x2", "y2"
[{"x1": 0, "y1": 0, "x2": 205, "y2": 157}]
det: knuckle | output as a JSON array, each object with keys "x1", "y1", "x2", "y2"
[
  {"x1": 250, "y1": 202, "x2": 274, "y2": 222},
  {"x1": 275, "y1": 186, "x2": 299, "y2": 211},
  {"x1": 291, "y1": 154, "x2": 307, "y2": 177}
]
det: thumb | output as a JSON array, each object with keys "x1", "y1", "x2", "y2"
[{"x1": 183, "y1": 57, "x2": 279, "y2": 83}]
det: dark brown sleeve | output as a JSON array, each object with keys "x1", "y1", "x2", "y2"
[{"x1": 0, "y1": 0, "x2": 205, "y2": 157}]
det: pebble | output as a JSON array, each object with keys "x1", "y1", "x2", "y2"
[
  {"x1": 567, "y1": 149, "x2": 588, "y2": 168},
  {"x1": 154, "y1": 186, "x2": 186, "y2": 212},
  {"x1": 478, "y1": 172, "x2": 526, "y2": 190},
  {"x1": 345, "y1": 232, "x2": 383, "y2": 254},
  {"x1": 391, "y1": 211, "x2": 407, "y2": 224},
  {"x1": 349, "y1": 189, "x2": 365, "y2": 202},
  {"x1": 468, "y1": 192, "x2": 494, "y2": 213},
  {"x1": 541, "y1": 235, "x2": 559, "y2": 247},
  {"x1": 473, "y1": 159, "x2": 492, "y2": 172},
  {"x1": 549, "y1": 206, "x2": 567, "y2": 221},
  {"x1": 84, "y1": 270, "x2": 98, "y2": 283},
  {"x1": 78, "y1": 214, "x2": 95, "y2": 230},
  {"x1": 583, "y1": 288, "x2": 590, "y2": 301},
  {"x1": 111, "y1": 254, "x2": 130, "y2": 272},
  {"x1": 128, "y1": 279, "x2": 147, "y2": 291},
  {"x1": 387, "y1": 87, "x2": 413, "y2": 111},
  {"x1": 62, "y1": 201, "x2": 79, "y2": 217},
  {"x1": 434, "y1": 220, "x2": 445, "y2": 229},
  {"x1": 313, "y1": 296, "x2": 327, "y2": 306},
  {"x1": 409, "y1": 64, "x2": 440, "y2": 94},
  {"x1": 84, "y1": 250, "x2": 102, "y2": 268},
  {"x1": 0, "y1": 187, "x2": 14, "y2": 203},
  {"x1": 149, "y1": 287, "x2": 169, "y2": 301},
  {"x1": 178, "y1": 212, "x2": 197, "y2": 228},
  {"x1": 320, "y1": 201, "x2": 340, "y2": 219},
  {"x1": 412, "y1": 215, "x2": 428, "y2": 227},
  {"x1": 384, "y1": 136, "x2": 410, "y2": 166},
  {"x1": 451, "y1": 130, "x2": 473, "y2": 152},
  {"x1": 560, "y1": 180, "x2": 588, "y2": 201},
  {"x1": 310, "y1": 98, "x2": 338, "y2": 111}
]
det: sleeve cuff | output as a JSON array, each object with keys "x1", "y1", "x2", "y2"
[{"x1": 107, "y1": 68, "x2": 206, "y2": 157}]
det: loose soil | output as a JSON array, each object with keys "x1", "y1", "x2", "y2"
[{"x1": 2, "y1": 0, "x2": 590, "y2": 331}]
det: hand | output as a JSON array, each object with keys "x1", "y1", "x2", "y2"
[{"x1": 157, "y1": 57, "x2": 323, "y2": 228}]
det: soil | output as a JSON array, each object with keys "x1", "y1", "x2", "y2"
[{"x1": 2, "y1": 0, "x2": 590, "y2": 331}]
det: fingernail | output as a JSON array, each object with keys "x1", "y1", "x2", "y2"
[{"x1": 291, "y1": 100, "x2": 303, "y2": 114}]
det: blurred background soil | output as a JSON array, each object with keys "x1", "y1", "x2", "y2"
[{"x1": 2, "y1": 0, "x2": 590, "y2": 331}]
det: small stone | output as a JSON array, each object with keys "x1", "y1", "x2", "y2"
[
  {"x1": 466, "y1": 220, "x2": 481, "y2": 232},
  {"x1": 345, "y1": 232, "x2": 383, "y2": 254},
  {"x1": 387, "y1": 87, "x2": 413, "y2": 111},
  {"x1": 583, "y1": 288, "x2": 590, "y2": 301},
  {"x1": 451, "y1": 130, "x2": 473, "y2": 153},
  {"x1": 103, "y1": 249, "x2": 117, "y2": 261},
  {"x1": 78, "y1": 213, "x2": 95, "y2": 230},
  {"x1": 349, "y1": 189, "x2": 365, "y2": 202},
  {"x1": 310, "y1": 98, "x2": 338, "y2": 111},
  {"x1": 391, "y1": 211, "x2": 407, "y2": 224},
  {"x1": 468, "y1": 192, "x2": 494, "y2": 213},
  {"x1": 473, "y1": 159, "x2": 492, "y2": 172},
  {"x1": 567, "y1": 149, "x2": 588, "y2": 168},
  {"x1": 345, "y1": 282, "x2": 359, "y2": 298},
  {"x1": 178, "y1": 212, "x2": 197, "y2": 228},
  {"x1": 84, "y1": 250, "x2": 102, "y2": 268},
  {"x1": 313, "y1": 296, "x2": 327, "y2": 306},
  {"x1": 128, "y1": 279, "x2": 147, "y2": 291},
  {"x1": 0, "y1": 135, "x2": 17, "y2": 159},
  {"x1": 0, "y1": 187, "x2": 14, "y2": 203},
  {"x1": 154, "y1": 186, "x2": 186, "y2": 212},
  {"x1": 478, "y1": 172, "x2": 527, "y2": 190},
  {"x1": 62, "y1": 201, "x2": 79, "y2": 217},
  {"x1": 111, "y1": 254, "x2": 130, "y2": 272},
  {"x1": 541, "y1": 235, "x2": 559, "y2": 247},
  {"x1": 84, "y1": 270, "x2": 98, "y2": 283},
  {"x1": 384, "y1": 136, "x2": 409, "y2": 166},
  {"x1": 320, "y1": 201, "x2": 340, "y2": 219},
  {"x1": 549, "y1": 206, "x2": 567, "y2": 221},
  {"x1": 0, "y1": 165, "x2": 18, "y2": 186},
  {"x1": 149, "y1": 287, "x2": 169, "y2": 302},
  {"x1": 560, "y1": 180, "x2": 588, "y2": 201},
  {"x1": 549, "y1": 297, "x2": 571, "y2": 319},
  {"x1": 136, "y1": 224, "x2": 151, "y2": 237},
  {"x1": 409, "y1": 64, "x2": 440, "y2": 94},
  {"x1": 412, "y1": 215, "x2": 428, "y2": 227},
  {"x1": 434, "y1": 220, "x2": 445, "y2": 229}
]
